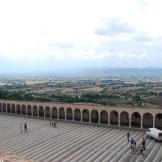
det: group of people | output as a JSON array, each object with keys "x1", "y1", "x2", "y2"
[
  {"x1": 20, "y1": 120, "x2": 57, "y2": 133},
  {"x1": 127, "y1": 132, "x2": 146, "y2": 154},
  {"x1": 50, "y1": 120, "x2": 57, "y2": 127},
  {"x1": 20, "y1": 123, "x2": 28, "y2": 133}
]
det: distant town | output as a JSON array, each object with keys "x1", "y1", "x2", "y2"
[{"x1": 0, "y1": 68, "x2": 162, "y2": 108}]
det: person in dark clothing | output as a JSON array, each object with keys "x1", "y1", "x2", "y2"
[
  {"x1": 133, "y1": 139, "x2": 136, "y2": 151},
  {"x1": 140, "y1": 144, "x2": 144, "y2": 154},
  {"x1": 24, "y1": 123, "x2": 27, "y2": 132},
  {"x1": 130, "y1": 137, "x2": 134, "y2": 149},
  {"x1": 127, "y1": 132, "x2": 130, "y2": 142},
  {"x1": 20, "y1": 123, "x2": 23, "y2": 133},
  {"x1": 142, "y1": 137, "x2": 146, "y2": 150}
]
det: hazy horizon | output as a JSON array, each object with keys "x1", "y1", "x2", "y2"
[
  {"x1": 1, "y1": 0, "x2": 162, "y2": 73},
  {"x1": 1, "y1": 67, "x2": 162, "y2": 79}
]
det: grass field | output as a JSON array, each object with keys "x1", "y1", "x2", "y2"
[
  {"x1": 81, "y1": 86, "x2": 103, "y2": 93},
  {"x1": 145, "y1": 96, "x2": 162, "y2": 107}
]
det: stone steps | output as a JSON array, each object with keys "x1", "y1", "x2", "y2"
[{"x1": 0, "y1": 114, "x2": 162, "y2": 162}]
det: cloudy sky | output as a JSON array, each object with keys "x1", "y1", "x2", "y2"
[{"x1": 0, "y1": 0, "x2": 162, "y2": 73}]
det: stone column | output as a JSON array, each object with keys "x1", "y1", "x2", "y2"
[
  {"x1": 81, "y1": 110, "x2": 83, "y2": 123},
  {"x1": 72, "y1": 110, "x2": 74, "y2": 121},
  {"x1": 44, "y1": 109, "x2": 45, "y2": 118},
  {"x1": 32, "y1": 107, "x2": 33, "y2": 117},
  {"x1": 141, "y1": 117, "x2": 143, "y2": 129},
  {"x1": 16, "y1": 106, "x2": 17, "y2": 115},
  {"x1": 57, "y1": 111, "x2": 59, "y2": 120},
  {"x1": 98, "y1": 112, "x2": 100, "y2": 125},
  {"x1": 38, "y1": 108, "x2": 39, "y2": 117},
  {"x1": 129, "y1": 114, "x2": 131, "y2": 128},
  {"x1": 108, "y1": 112, "x2": 110, "y2": 127},
  {"x1": 153, "y1": 115, "x2": 155, "y2": 128},
  {"x1": 65, "y1": 109, "x2": 67, "y2": 120},
  {"x1": 118, "y1": 113, "x2": 120, "y2": 127},
  {"x1": 89, "y1": 111, "x2": 91, "y2": 123},
  {"x1": 6, "y1": 105, "x2": 8, "y2": 113},
  {"x1": 21, "y1": 106, "x2": 22, "y2": 115}
]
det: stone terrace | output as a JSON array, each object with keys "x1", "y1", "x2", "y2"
[{"x1": 0, "y1": 114, "x2": 162, "y2": 162}]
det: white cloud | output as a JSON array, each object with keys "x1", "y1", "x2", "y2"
[
  {"x1": 0, "y1": 0, "x2": 162, "y2": 72},
  {"x1": 70, "y1": 48, "x2": 112, "y2": 60}
]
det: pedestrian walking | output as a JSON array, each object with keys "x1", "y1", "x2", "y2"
[
  {"x1": 20, "y1": 123, "x2": 23, "y2": 133},
  {"x1": 133, "y1": 139, "x2": 136, "y2": 151},
  {"x1": 24, "y1": 123, "x2": 27, "y2": 132},
  {"x1": 127, "y1": 132, "x2": 130, "y2": 142},
  {"x1": 142, "y1": 137, "x2": 146, "y2": 150},
  {"x1": 50, "y1": 120, "x2": 51, "y2": 126},
  {"x1": 140, "y1": 144, "x2": 144, "y2": 154},
  {"x1": 130, "y1": 137, "x2": 134, "y2": 150}
]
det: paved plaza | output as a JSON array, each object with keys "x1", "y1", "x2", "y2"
[{"x1": 0, "y1": 114, "x2": 162, "y2": 162}]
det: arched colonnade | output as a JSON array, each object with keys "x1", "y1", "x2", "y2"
[{"x1": 0, "y1": 100, "x2": 162, "y2": 129}]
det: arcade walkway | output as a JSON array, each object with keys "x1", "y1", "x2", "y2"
[{"x1": 1, "y1": 100, "x2": 162, "y2": 129}]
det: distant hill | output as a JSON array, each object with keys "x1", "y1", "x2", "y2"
[
  {"x1": 0, "y1": 67, "x2": 162, "y2": 79},
  {"x1": 49, "y1": 67, "x2": 162, "y2": 78},
  {"x1": 80, "y1": 67, "x2": 162, "y2": 77}
]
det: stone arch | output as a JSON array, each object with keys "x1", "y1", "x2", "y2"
[
  {"x1": 17, "y1": 104, "x2": 21, "y2": 114},
  {"x1": 52, "y1": 107, "x2": 57, "y2": 119},
  {"x1": 82, "y1": 109, "x2": 89, "y2": 122},
  {"x1": 22, "y1": 105, "x2": 26, "y2": 115},
  {"x1": 120, "y1": 111, "x2": 129, "y2": 126},
  {"x1": 33, "y1": 105, "x2": 38, "y2": 116},
  {"x1": 12, "y1": 104, "x2": 16, "y2": 114},
  {"x1": 27, "y1": 105, "x2": 32, "y2": 116},
  {"x1": 74, "y1": 108, "x2": 81, "y2": 121},
  {"x1": 66, "y1": 107, "x2": 72, "y2": 120},
  {"x1": 45, "y1": 107, "x2": 50, "y2": 118},
  {"x1": 3, "y1": 103, "x2": 6, "y2": 113},
  {"x1": 110, "y1": 111, "x2": 118, "y2": 125},
  {"x1": 131, "y1": 112, "x2": 141, "y2": 128},
  {"x1": 59, "y1": 107, "x2": 65, "y2": 120},
  {"x1": 7, "y1": 103, "x2": 11, "y2": 113},
  {"x1": 155, "y1": 113, "x2": 162, "y2": 129},
  {"x1": 91, "y1": 110, "x2": 98, "y2": 123},
  {"x1": 143, "y1": 113, "x2": 153, "y2": 128},
  {"x1": 39, "y1": 106, "x2": 44, "y2": 117},
  {"x1": 100, "y1": 111, "x2": 108, "y2": 124}
]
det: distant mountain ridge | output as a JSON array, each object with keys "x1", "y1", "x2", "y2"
[
  {"x1": 79, "y1": 67, "x2": 162, "y2": 77},
  {"x1": 0, "y1": 67, "x2": 162, "y2": 78}
]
